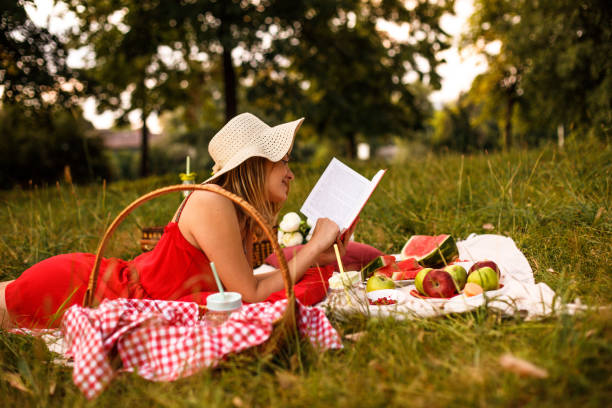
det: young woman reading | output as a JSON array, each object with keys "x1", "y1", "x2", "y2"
[{"x1": 0, "y1": 113, "x2": 357, "y2": 329}]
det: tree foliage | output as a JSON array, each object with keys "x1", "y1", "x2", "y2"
[
  {"x1": 66, "y1": 0, "x2": 452, "y2": 164},
  {"x1": 429, "y1": 97, "x2": 496, "y2": 152},
  {"x1": 466, "y1": 0, "x2": 611, "y2": 144},
  {"x1": 0, "y1": 0, "x2": 77, "y2": 109},
  {"x1": 247, "y1": 0, "x2": 451, "y2": 156},
  {"x1": 65, "y1": 0, "x2": 210, "y2": 176},
  {"x1": 0, "y1": 1, "x2": 111, "y2": 188}
]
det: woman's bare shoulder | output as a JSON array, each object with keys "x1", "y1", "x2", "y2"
[
  {"x1": 177, "y1": 190, "x2": 240, "y2": 247},
  {"x1": 189, "y1": 189, "x2": 233, "y2": 206},
  {"x1": 183, "y1": 190, "x2": 236, "y2": 219}
]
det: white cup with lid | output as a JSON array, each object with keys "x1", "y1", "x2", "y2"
[{"x1": 204, "y1": 292, "x2": 242, "y2": 327}]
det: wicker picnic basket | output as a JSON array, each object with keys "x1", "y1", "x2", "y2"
[
  {"x1": 140, "y1": 226, "x2": 165, "y2": 252},
  {"x1": 82, "y1": 184, "x2": 296, "y2": 351}
]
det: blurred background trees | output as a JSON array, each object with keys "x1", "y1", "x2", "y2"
[
  {"x1": 1, "y1": 0, "x2": 610, "y2": 188},
  {"x1": 0, "y1": 0, "x2": 110, "y2": 188},
  {"x1": 462, "y1": 0, "x2": 611, "y2": 148}
]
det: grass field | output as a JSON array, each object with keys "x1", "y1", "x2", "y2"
[{"x1": 0, "y1": 137, "x2": 610, "y2": 407}]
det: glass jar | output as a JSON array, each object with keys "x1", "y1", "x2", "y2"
[
  {"x1": 204, "y1": 292, "x2": 242, "y2": 327},
  {"x1": 179, "y1": 172, "x2": 197, "y2": 199}
]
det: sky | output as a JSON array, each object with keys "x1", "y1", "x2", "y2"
[{"x1": 25, "y1": 0, "x2": 486, "y2": 134}]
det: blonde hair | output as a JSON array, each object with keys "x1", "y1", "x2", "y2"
[{"x1": 208, "y1": 156, "x2": 280, "y2": 241}]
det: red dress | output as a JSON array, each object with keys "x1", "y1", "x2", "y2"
[{"x1": 5, "y1": 221, "x2": 333, "y2": 329}]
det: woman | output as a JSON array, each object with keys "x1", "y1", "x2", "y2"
[{"x1": 0, "y1": 113, "x2": 355, "y2": 329}]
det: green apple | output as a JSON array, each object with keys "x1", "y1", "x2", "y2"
[
  {"x1": 366, "y1": 275, "x2": 396, "y2": 292},
  {"x1": 443, "y1": 264, "x2": 467, "y2": 291},
  {"x1": 414, "y1": 268, "x2": 433, "y2": 295},
  {"x1": 466, "y1": 267, "x2": 499, "y2": 291}
]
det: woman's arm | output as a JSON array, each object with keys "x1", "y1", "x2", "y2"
[
  {"x1": 254, "y1": 218, "x2": 358, "y2": 282},
  {"x1": 178, "y1": 191, "x2": 340, "y2": 303}
]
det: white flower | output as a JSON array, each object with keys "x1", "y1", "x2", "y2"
[
  {"x1": 279, "y1": 212, "x2": 301, "y2": 232},
  {"x1": 306, "y1": 217, "x2": 316, "y2": 228},
  {"x1": 281, "y1": 231, "x2": 303, "y2": 247},
  {"x1": 277, "y1": 229, "x2": 284, "y2": 242},
  {"x1": 305, "y1": 229, "x2": 313, "y2": 242}
]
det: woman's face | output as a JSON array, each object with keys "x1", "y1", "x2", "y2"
[{"x1": 266, "y1": 154, "x2": 294, "y2": 203}]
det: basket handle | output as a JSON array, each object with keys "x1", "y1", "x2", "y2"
[{"x1": 83, "y1": 184, "x2": 292, "y2": 308}]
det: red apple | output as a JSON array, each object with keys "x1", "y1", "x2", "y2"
[
  {"x1": 422, "y1": 269, "x2": 457, "y2": 298},
  {"x1": 443, "y1": 264, "x2": 468, "y2": 291},
  {"x1": 468, "y1": 260, "x2": 500, "y2": 278},
  {"x1": 414, "y1": 268, "x2": 433, "y2": 295}
]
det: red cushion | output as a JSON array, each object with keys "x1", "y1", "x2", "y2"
[{"x1": 264, "y1": 241, "x2": 383, "y2": 271}]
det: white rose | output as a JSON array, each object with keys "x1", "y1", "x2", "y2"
[
  {"x1": 281, "y1": 231, "x2": 303, "y2": 247},
  {"x1": 277, "y1": 229, "x2": 284, "y2": 243},
  {"x1": 279, "y1": 212, "x2": 301, "y2": 232},
  {"x1": 305, "y1": 229, "x2": 313, "y2": 242},
  {"x1": 306, "y1": 217, "x2": 316, "y2": 228}
]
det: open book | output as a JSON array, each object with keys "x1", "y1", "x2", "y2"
[{"x1": 300, "y1": 158, "x2": 386, "y2": 234}]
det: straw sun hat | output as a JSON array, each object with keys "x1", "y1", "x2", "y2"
[{"x1": 203, "y1": 113, "x2": 304, "y2": 183}]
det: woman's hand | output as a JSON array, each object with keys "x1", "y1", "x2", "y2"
[
  {"x1": 311, "y1": 218, "x2": 358, "y2": 267},
  {"x1": 307, "y1": 217, "x2": 341, "y2": 252}
]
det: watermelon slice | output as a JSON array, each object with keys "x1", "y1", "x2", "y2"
[
  {"x1": 373, "y1": 263, "x2": 401, "y2": 278},
  {"x1": 392, "y1": 270, "x2": 412, "y2": 280},
  {"x1": 393, "y1": 258, "x2": 423, "y2": 280},
  {"x1": 400, "y1": 235, "x2": 459, "y2": 268},
  {"x1": 360, "y1": 255, "x2": 397, "y2": 281}
]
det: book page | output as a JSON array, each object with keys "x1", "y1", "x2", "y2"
[
  {"x1": 300, "y1": 158, "x2": 371, "y2": 230},
  {"x1": 343, "y1": 168, "x2": 387, "y2": 234}
]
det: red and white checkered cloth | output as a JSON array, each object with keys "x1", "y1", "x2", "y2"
[{"x1": 62, "y1": 298, "x2": 342, "y2": 399}]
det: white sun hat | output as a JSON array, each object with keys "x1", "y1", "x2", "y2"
[{"x1": 203, "y1": 112, "x2": 304, "y2": 183}]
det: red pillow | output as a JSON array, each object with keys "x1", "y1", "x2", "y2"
[{"x1": 264, "y1": 241, "x2": 383, "y2": 271}]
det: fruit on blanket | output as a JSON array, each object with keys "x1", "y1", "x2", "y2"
[
  {"x1": 414, "y1": 267, "x2": 433, "y2": 295},
  {"x1": 391, "y1": 258, "x2": 423, "y2": 280},
  {"x1": 468, "y1": 260, "x2": 501, "y2": 278},
  {"x1": 400, "y1": 234, "x2": 459, "y2": 268},
  {"x1": 373, "y1": 263, "x2": 400, "y2": 279},
  {"x1": 366, "y1": 275, "x2": 396, "y2": 292},
  {"x1": 422, "y1": 269, "x2": 457, "y2": 298},
  {"x1": 399, "y1": 258, "x2": 423, "y2": 277},
  {"x1": 466, "y1": 267, "x2": 499, "y2": 291},
  {"x1": 444, "y1": 264, "x2": 468, "y2": 291},
  {"x1": 361, "y1": 255, "x2": 397, "y2": 281},
  {"x1": 463, "y1": 282, "x2": 484, "y2": 297}
]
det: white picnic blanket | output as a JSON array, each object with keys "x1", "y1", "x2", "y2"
[{"x1": 318, "y1": 234, "x2": 593, "y2": 320}]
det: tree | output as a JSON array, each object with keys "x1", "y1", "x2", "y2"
[
  {"x1": 428, "y1": 93, "x2": 498, "y2": 152},
  {"x1": 67, "y1": 0, "x2": 452, "y2": 171},
  {"x1": 247, "y1": 0, "x2": 452, "y2": 157},
  {"x1": 1, "y1": 0, "x2": 77, "y2": 109},
  {"x1": 66, "y1": 0, "x2": 322, "y2": 174},
  {"x1": 65, "y1": 1, "x2": 209, "y2": 177},
  {"x1": 466, "y1": 0, "x2": 612, "y2": 144},
  {"x1": 0, "y1": 1, "x2": 110, "y2": 188},
  {"x1": 463, "y1": 65, "x2": 520, "y2": 149}
]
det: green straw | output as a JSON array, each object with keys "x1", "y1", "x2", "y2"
[{"x1": 210, "y1": 262, "x2": 225, "y2": 299}]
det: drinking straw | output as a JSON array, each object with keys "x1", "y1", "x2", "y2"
[
  {"x1": 210, "y1": 262, "x2": 225, "y2": 299},
  {"x1": 334, "y1": 243, "x2": 352, "y2": 305},
  {"x1": 186, "y1": 155, "x2": 190, "y2": 174},
  {"x1": 333, "y1": 243, "x2": 347, "y2": 279}
]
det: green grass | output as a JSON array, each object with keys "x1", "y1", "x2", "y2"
[{"x1": 1, "y1": 138, "x2": 611, "y2": 406}]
